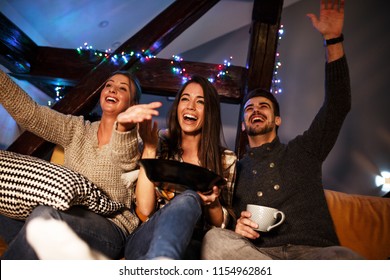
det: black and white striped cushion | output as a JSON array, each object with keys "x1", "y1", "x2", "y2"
[{"x1": 0, "y1": 150, "x2": 125, "y2": 220}]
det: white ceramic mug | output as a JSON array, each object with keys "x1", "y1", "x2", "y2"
[{"x1": 246, "y1": 204, "x2": 285, "y2": 232}]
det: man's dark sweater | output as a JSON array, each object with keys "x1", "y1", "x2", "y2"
[{"x1": 234, "y1": 56, "x2": 351, "y2": 247}]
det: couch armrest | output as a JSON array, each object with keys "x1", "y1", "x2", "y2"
[{"x1": 325, "y1": 189, "x2": 390, "y2": 259}]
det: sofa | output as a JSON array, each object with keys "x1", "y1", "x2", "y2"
[
  {"x1": 1, "y1": 146, "x2": 390, "y2": 259},
  {"x1": 324, "y1": 189, "x2": 390, "y2": 259}
]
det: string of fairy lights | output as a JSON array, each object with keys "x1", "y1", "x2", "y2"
[
  {"x1": 271, "y1": 24, "x2": 284, "y2": 95},
  {"x1": 47, "y1": 25, "x2": 284, "y2": 106},
  {"x1": 170, "y1": 54, "x2": 233, "y2": 85}
]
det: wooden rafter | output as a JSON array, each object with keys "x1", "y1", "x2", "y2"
[
  {"x1": 235, "y1": 0, "x2": 284, "y2": 158},
  {"x1": 134, "y1": 58, "x2": 246, "y2": 103}
]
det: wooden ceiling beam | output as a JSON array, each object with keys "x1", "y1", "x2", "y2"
[
  {"x1": 0, "y1": 12, "x2": 37, "y2": 73},
  {"x1": 132, "y1": 57, "x2": 246, "y2": 104},
  {"x1": 9, "y1": 50, "x2": 247, "y2": 104},
  {"x1": 235, "y1": 0, "x2": 284, "y2": 158}
]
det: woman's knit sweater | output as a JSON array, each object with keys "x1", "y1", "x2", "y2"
[{"x1": 0, "y1": 70, "x2": 139, "y2": 235}]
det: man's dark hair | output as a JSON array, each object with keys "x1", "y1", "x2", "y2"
[{"x1": 243, "y1": 88, "x2": 280, "y2": 117}]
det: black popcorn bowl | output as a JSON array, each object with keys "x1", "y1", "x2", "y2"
[{"x1": 139, "y1": 159, "x2": 226, "y2": 194}]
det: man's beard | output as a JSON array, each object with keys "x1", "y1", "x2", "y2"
[{"x1": 246, "y1": 122, "x2": 274, "y2": 136}]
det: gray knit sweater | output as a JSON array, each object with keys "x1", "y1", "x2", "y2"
[
  {"x1": 234, "y1": 56, "x2": 351, "y2": 247},
  {"x1": 0, "y1": 70, "x2": 140, "y2": 235}
]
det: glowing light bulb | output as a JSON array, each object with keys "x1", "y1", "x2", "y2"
[{"x1": 375, "y1": 171, "x2": 390, "y2": 192}]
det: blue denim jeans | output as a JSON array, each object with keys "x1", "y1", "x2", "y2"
[
  {"x1": 2, "y1": 205, "x2": 127, "y2": 260},
  {"x1": 0, "y1": 215, "x2": 24, "y2": 244},
  {"x1": 125, "y1": 190, "x2": 202, "y2": 260}
]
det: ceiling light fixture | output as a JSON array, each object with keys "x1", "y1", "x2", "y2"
[
  {"x1": 98, "y1": 20, "x2": 109, "y2": 28},
  {"x1": 112, "y1": 41, "x2": 121, "y2": 49}
]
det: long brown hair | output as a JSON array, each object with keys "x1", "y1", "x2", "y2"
[{"x1": 167, "y1": 75, "x2": 226, "y2": 177}]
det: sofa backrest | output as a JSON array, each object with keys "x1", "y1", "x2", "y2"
[
  {"x1": 325, "y1": 189, "x2": 390, "y2": 260},
  {"x1": 50, "y1": 145, "x2": 65, "y2": 165}
]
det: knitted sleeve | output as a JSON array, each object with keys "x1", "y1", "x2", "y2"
[
  {"x1": 0, "y1": 69, "x2": 84, "y2": 148},
  {"x1": 110, "y1": 123, "x2": 140, "y2": 173},
  {"x1": 294, "y1": 55, "x2": 351, "y2": 162}
]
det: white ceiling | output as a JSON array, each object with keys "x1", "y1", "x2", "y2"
[{"x1": 0, "y1": 0, "x2": 301, "y2": 59}]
